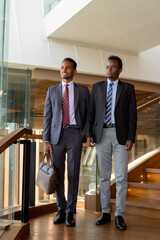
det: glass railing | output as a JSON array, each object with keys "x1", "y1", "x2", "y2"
[
  {"x1": 79, "y1": 145, "x2": 98, "y2": 198},
  {"x1": 44, "y1": 0, "x2": 63, "y2": 16},
  {"x1": 135, "y1": 100, "x2": 160, "y2": 159},
  {"x1": 0, "y1": 145, "x2": 16, "y2": 229}
]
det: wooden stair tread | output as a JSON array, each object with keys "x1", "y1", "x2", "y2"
[
  {"x1": 128, "y1": 182, "x2": 160, "y2": 189},
  {"x1": 111, "y1": 196, "x2": 160, "y2": 210},
  {"x1": 145, "y1": 168, "x2": 160, "y2": 173}
]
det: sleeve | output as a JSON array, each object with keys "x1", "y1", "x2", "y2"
[
  {"x1": 43, "y1": 88, "x2": 52, "y2": 142},
  {"x1": 85, "y1": 84, "x2": 96, "y2": 138},
  {"x1": 128, "y1": 85, "x2": 137, "y2": 143},
  {"x1": 82, "y1": 87, "x2": 90, "y2": 132}
]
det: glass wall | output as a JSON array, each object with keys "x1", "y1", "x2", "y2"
[
  {"x1": 0, "y1": 0, "x2": 13, "y2": 230},
  {"x1": 7, "y1": 69, "x2": 31, "y2": 128},
  {"x1": 43, "y1": 0, "x2": 63, "y2": 16},
  {"x1": 0, "y1": 68, "x2": 31, "y2": 139},
  {"x1": 0, "y1": 0, "x2": 10, "y2": 131}
]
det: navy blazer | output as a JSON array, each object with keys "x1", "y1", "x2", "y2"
[
  {"x1": 43, "y1": 82, "x2": 90, "y2": 145},
  {"x1": 86, "y1": 80, "x2": 137, "y2": 145}
]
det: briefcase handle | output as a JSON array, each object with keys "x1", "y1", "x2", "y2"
[{"x1": 44, "y1": 152, "x2": 53, "y2": 165}]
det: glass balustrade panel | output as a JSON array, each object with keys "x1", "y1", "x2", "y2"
[{"x1": 0, "y1": 144, "x2": 17, "y2": 227}]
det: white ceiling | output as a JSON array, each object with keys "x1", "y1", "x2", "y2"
[{"x1": 49, "y1": 0, "x2": 160, "y2": 53}]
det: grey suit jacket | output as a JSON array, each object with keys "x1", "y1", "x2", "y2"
[
  {"x1": 43, "y1": 82, "x2": 90, "y2": 145},
  {"x1": 86, "y1": 80, "x2": 137, "y2": 145}
]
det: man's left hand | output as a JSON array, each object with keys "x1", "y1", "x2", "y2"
[
  {"x1": 125, "y1": 140, "x2": 133, "y2": 151},
  {"x1": 82, "y1": 131, "x2": 87, "y2": 143}
]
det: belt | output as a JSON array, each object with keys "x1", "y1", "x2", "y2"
[
  {"x1": 103, "y1": 124, "x2": 116, "y2": 128},
  {"x1": 62, "y1": 125, "x2": 81, "y2": 129}
]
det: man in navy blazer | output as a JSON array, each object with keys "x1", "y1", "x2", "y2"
[
  {"x1": 43, "y1": 58, "x2": 89, "y2": 227},
  {"x1": 86, "y1": 55, "x2": 137, "y2": 230}
]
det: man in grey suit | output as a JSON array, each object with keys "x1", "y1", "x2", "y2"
[
  {"x1": 86, "y1": 55, "x2": 137, "y2": 230},
  {"x1": 43, "y1": 58, "x2": 89, "y2": 227}
]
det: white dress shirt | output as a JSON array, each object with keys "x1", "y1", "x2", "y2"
[{"x1": 62, "y1": 80, "x2": 76, "y2": 125}]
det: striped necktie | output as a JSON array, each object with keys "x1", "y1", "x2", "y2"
[
  {"x1": 104, "y1": 82, "x2": 113, "y2": 125},
  {"x1": 62, "y1": 84, "x2": 70, "y2": 127}
]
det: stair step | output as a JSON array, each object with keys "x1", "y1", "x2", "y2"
[
  {"x1": 145, "y1": 174, "x2": 160, "y2": 183},
  {"x1": 127, "y1": 182, "x2": 160, "y2": 200},
  {"x1": 111, "y1": 197, "x2": 160, "y2": 219},
  {"x1": 111, "y1": 196, "x2": 160, "y2": 210},
  {"x1": 126, "y1": 196, "x2": 160, "y2": 209},
  {"x1": 128, "y1": 182, "x2": 160, "y2": 189},
  {"x1": 145, "y1": 168, "x2": 160, "y2": 173}
]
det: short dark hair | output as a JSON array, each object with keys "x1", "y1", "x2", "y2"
[
  {"x1": 62, "y1": 57, "x2": 77, "y2": 70},
  {"x1": 108, "y1": 55, "x2": 123, "y2": 69}
]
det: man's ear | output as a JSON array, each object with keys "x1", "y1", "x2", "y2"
[
  {"x1": 119, "y1": 68, "x2": 122, "y2": 74},
  {"x1": 74, "y1": 69, "x2": 77, "y2": 75}
]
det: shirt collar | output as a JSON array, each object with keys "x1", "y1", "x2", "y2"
[
  {"x1": 62, "y1": 80, "x2": 74, "y2": 87},
  {"x1": 107, "y1": 79, "x2": 119, "y2": 86}
]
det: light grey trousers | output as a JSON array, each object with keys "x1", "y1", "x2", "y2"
[{"x1": 96, "y1": 128, "x2": 128, "y2": 216}]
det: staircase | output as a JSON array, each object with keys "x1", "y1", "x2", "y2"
[{"x1": 111, "y1": 152, "x2": 160, "y2": 219}]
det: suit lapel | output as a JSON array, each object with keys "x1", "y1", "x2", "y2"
[
  {"x1": 115, "y1": 80, "x2": 123, "y2": 106},
  {"x1": 56, "y1": 83, "x2": 62, "y2": 107},
  {"x1": 74, "y1": 83, "x2": 79, "y2": 111},
  {"x1": 102, "y1": 81, "x2": 107, "y2": 104}
]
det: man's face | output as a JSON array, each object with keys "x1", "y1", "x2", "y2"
[
  {"x1": 60, "y1": 61, "x2": 77, "y2": 83},
  {"x1": 106, "y1": 59, "x2": 122, "y2": 81}
]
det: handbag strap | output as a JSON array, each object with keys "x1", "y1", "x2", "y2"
[
  {"x1": 44, "y1": 152, "x2": 54, "y2": 166},
  {"x1": 50, "y1": 152, "x2": 54, "y2": 165}
]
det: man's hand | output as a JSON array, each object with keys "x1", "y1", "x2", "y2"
[
  {"x1": 125, "y1": 140, "x2": 133, "y2": 151},
  {"x1": 81, "y1": 131, "x2": 87, "y2": 143},
  {"x1": 44, "y1": 142, "x2": 52, "y2": 154},
  {"x1": 87, "y1": 137, "x2": 95, "y2": 147}
]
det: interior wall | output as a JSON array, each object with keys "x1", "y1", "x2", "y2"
[{"x1": 8, "y1": 0, "x2": 160, "y2": 84}]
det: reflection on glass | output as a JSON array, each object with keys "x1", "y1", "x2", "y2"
[
  {"x1": 135, "y1": 101, "x2": 160, "y2": 159},
  {"x1": 78, "y1": 145, "x2": 99, "y2": 199},
  {"x1": 0, "y1": 0, "x2": 10, "y2": 130},
  {"x1": 43, "y1": 0, "x2": 63, "y2": 16}
]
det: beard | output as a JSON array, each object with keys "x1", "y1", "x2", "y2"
[
  {"x1": 62, "y1": 76, "x2": 71, "y2": 80},
  {"x1": 62, "y1": 74, "x2": 74, "y2": 80},
  {"x1": 107, "y1": 75, "x2": 114, "y2": 80}
]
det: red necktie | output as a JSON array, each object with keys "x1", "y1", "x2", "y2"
[{"x1": 62, "y1": 84, "x2": 70, "y2": 127}]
